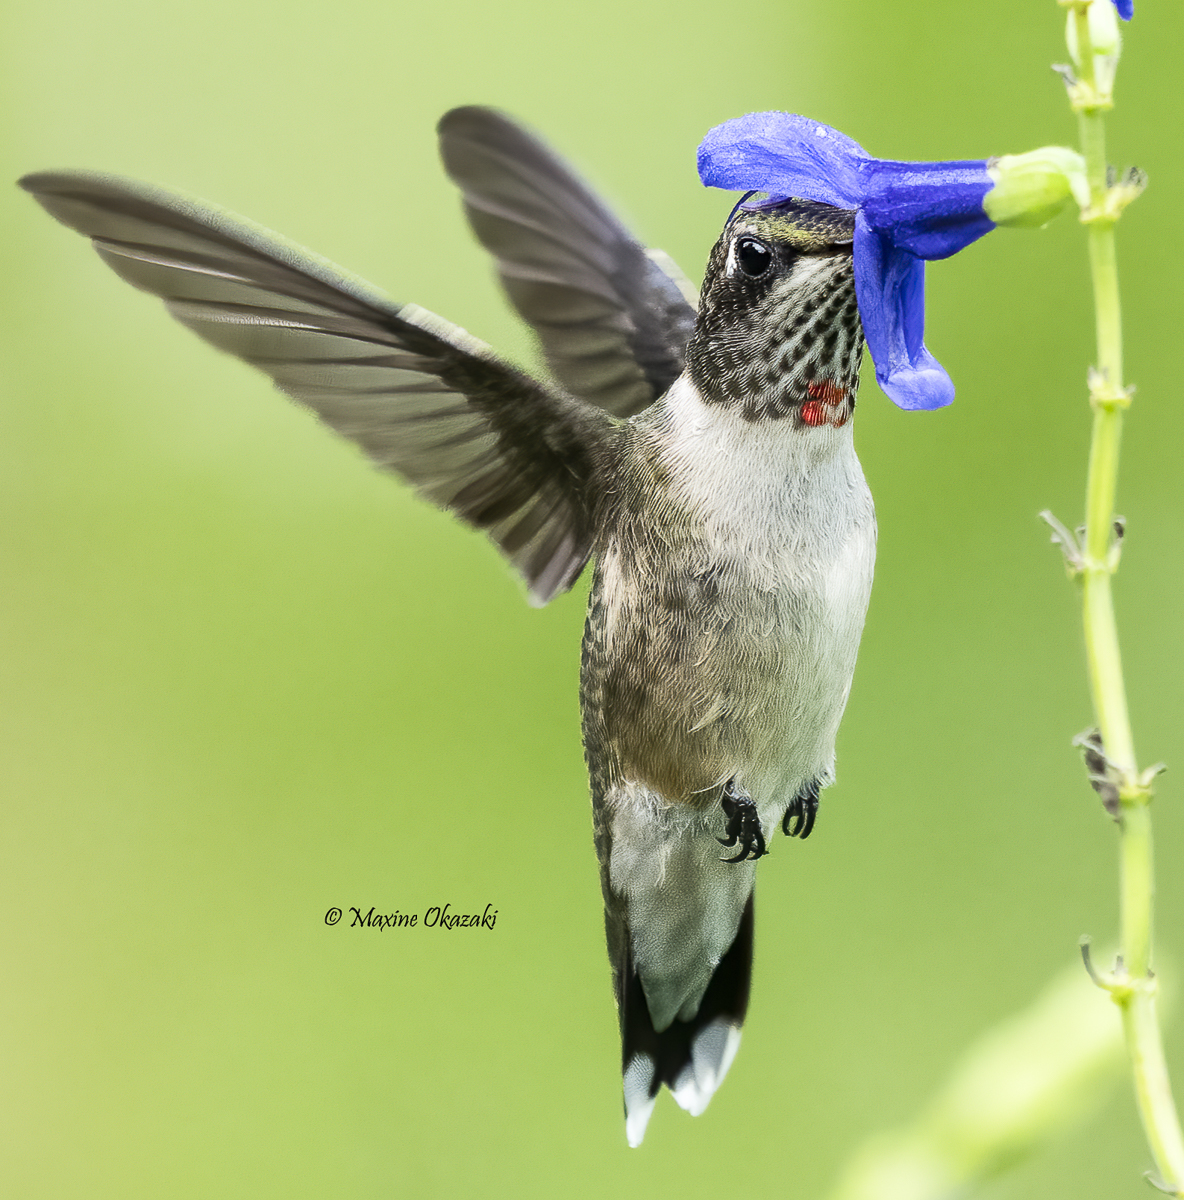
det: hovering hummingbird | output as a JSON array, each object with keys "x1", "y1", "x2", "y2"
[{"x1": 20, "y1": 106, "x2": 875, "y2": 1146}]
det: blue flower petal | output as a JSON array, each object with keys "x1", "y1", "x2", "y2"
[
  {"x1": 1112, "y1": 0, "x2": 1133, "y2": 20},
  {"x1": 854, "y1": 216, "x2": 954, "y2": 411},
  {"x1": 858, "y1": 158, "x2": 994, "y2": 260},
  {"x1": 698, "y1": 111, "x2": 866, "y2": 209}
]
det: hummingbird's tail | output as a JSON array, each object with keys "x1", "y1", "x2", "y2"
[{"x1": 619, "y1": 892, "x2": 754, "y2": 1147}]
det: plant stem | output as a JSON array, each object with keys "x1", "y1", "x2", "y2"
[{"x1": 1067, "y1": 2, "x2": 1184, "y2": 1189}]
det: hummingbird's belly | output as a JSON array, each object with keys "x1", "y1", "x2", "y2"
[
  {"x1": 585, "y1": 507, "x2": 874, "y2": 816},
  {"x1": 582, "y1": 381, "x2": 876, "y2": 818}
]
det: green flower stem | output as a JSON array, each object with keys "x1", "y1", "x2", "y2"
[{"x1": 1066, "y1": 2, "x2": 1184, "y2": 1189}]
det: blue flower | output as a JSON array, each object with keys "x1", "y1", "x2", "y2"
[
  {"x1": 1112, "y1": 0, "x2": 1133, "y2": 21},
  {"x1": 698, "y1": 112, "x2": 996, "y2": 411}
]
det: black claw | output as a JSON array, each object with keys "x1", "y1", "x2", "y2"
[
  {"x1": 800, "y1": 805, "x2": 816, "y2": 839},
  {"x1": 717, "y1": 780, "x2": 767, "y2": 863},
  {"x1": 782, "y1": 780, "x2": 820, "y2": 840}
]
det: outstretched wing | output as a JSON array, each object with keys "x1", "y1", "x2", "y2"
[
  {"x1": 19, "y1": 170, "x2": 613, "y2": 605},
  {"x1": 438, "y1": 106, "x2": 698, "y2": 420}
]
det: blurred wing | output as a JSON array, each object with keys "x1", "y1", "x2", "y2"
[
  {"x1": 438, "y1": 106, "x2": 698, "y2": 420},
  {"x1": 19, "y1": 170, "x2": 611, "y2": 605}
]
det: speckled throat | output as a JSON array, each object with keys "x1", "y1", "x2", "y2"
[{"x1": 685, "y1": 202, "x2": 864, "y2": 426}]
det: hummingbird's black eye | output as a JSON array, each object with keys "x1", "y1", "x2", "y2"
[{"x1": 735, "y1": 237, "x2": 773, "y2": 278}]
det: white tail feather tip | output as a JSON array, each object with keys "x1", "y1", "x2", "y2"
[
  {"x1": 623, "y1": 1052, "x2": 657, "y2": 1147},
  {"x1": 670, "y1": 1021, "x2": 743, "y2": 1117}
]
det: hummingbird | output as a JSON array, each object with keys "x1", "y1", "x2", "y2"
[{"x1": 19, "y1": 105, "x2": 875, "y2": 1145}]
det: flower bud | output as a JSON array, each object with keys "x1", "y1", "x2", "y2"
[
  {"x1": 1066, "y1": 0, "x2": 1122, "y2": 101},
  {"x1": 983, "y1": 147, "x2": 1088, "y2": 228}
]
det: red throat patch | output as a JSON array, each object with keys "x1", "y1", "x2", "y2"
[
  {"x1": 799, "y1": 399, "x2": 830, "y2": 426},
  {"x1": 803, "y1": 379, "x2": 851, "y2": 428}
]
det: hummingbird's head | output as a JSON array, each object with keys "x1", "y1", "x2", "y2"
[{"x1": 686, "y1": 199, "x2": 862, "y2": 427}]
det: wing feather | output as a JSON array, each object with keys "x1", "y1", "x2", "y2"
[
  {"x1": 438, "y1": 106, "x2": 698, "y2": 419},
  {"x1": 20, "y1": 170, "x2": 613, "y2": 605}
]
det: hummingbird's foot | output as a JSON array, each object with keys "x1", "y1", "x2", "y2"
[
  {"x1": 717, "y1": 780, "x2": 767, "y2": 863},
  {"x1": 782, "y1": 779, "x2": 820, "y2": 840}
]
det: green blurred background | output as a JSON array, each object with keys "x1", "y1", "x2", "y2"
[{"x1": 3, "y1": 0, "x2": 1181, "y2": 1195}]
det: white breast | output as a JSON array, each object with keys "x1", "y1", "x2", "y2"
[{"x1": 649, "y1": 374, "x2": 876, "y2": 816}]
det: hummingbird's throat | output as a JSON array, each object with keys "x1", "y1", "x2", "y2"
[{"x1": 800, "y1": 379, "x2": 851, "y2": 429}]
